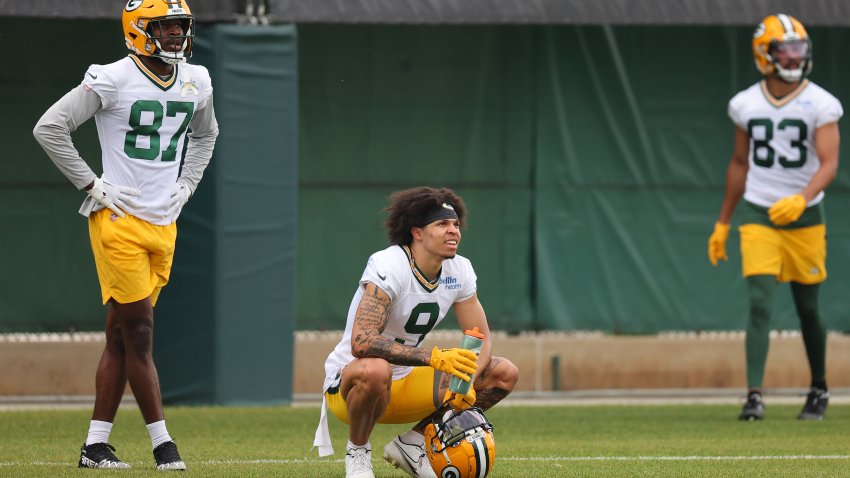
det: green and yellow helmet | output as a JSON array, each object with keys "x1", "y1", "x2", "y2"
[
  {"x1": 752, "y1": 13, "x2": 812, "y2": 82},
  {"x1": 123, "y1": 0, "x2": 194, "y2": 64}
]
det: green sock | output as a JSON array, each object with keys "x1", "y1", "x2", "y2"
[
  {"x1": 745, "y1": 275, "x2": 776, "y2": 389},
  {"x1": 791, "y1": 282, "x2": 827, "y2": 386}
]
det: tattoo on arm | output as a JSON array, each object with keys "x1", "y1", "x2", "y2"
[
  {"x1": 351, "y1": 284, "x2": 430, "y2": 366},
  {"x1": 473, "y1": 357, "x2": 510, "y2": 410},
  {"x1": 474, "y1": 388, "x2": 509, "y2": 411}
]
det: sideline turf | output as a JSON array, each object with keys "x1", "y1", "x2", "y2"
[{"x1": 1, "y1": 404, "x2": 848, "y2": 477}]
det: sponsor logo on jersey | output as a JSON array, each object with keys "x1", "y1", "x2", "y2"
[
  {"x1": 87, "y1": 71, "x2": 98, "y2": 80},
  {"x1": 440, "y1": 276, "x2": 461, "y2": 290}
]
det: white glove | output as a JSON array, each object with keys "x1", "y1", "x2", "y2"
[
  {"x1": 86, "y1": 176, "x2": 141, "y2": 218},
  {"x1": 166, "y1": 181, "x2": 191, "y2": 222}
]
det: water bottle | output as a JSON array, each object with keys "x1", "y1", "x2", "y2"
[{"x1": 448, "y1": 327, "x2": 485, "y2": 395}]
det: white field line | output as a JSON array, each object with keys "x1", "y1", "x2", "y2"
[{"x1": 4, "y1": 455, "x2": 849, "y2": 467}]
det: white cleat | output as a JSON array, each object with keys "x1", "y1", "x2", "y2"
[
  {"x1": 383, "y1": 435, "x2": 437, "y2": 478},
  {"x1": 345, "y1": 446, "x2": 375, "y2": 478}
]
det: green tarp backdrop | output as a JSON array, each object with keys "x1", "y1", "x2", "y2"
[
  {"x1": 2, "y1": 22, "x2": 849, "y2": 338},
  {"x1": 297, "y1": 25, "x2": 850, "y2": 333}
]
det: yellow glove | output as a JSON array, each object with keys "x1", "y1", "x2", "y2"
[
  {"x1": 429, "y1": 347, "x2": 478, "y2": 382},
  {"x1": 444, "y1": 388, "x2": 476, "y2": 411},
  {"x1": 768, "y1": 194, "x2": 806, "y2": 226},
  {"x1": 707, "y1": 222, "x2": 730, "y2": 266}
]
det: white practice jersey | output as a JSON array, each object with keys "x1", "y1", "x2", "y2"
[
  {"x1": 83, "y1": 55, "x2": 213, "y2": 224},
  {"x1": 323, "y1": 245, "x2": 478, "y2": 392},
  {"x1": 728, "y1": 79, "x2": 842, "y2": 207}
]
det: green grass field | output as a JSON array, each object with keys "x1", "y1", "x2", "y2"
[{"x1": 2, "y1": 403, "x2": 848, "y2": 477}]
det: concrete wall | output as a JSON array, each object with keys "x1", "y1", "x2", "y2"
[{"x1": 3, "y1": 331, "x2": 849, "y2": 399}]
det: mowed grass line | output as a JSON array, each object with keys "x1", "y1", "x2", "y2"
[{"x1": 1, "y1": 404, "x2": 848, "y2": 477}]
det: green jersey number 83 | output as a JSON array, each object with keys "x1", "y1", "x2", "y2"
[{"x1": 747, "y1": 117, "x2": 807, "y2": 169}]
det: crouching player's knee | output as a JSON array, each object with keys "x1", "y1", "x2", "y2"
[{"x1": 473, "y1": 356, "x2": 519, "y2": 410}]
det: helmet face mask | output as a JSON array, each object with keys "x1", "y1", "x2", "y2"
[
  {"x1": 424, "y1": 407, "x2": 496, "y2": 478},
  {"x1": 123, "y1": 0, "x2": 194, "y2": 65},
  {"x1": 752, "y1": 13, "x2": 812, "y2": 83},
  {"x1": 769, "y1": 40, "x2": 809, "y2": 82}
]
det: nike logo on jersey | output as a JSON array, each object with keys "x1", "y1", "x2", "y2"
[
  {"x1": 87, "y1": 72, "x2": 98, "y2": 80},
  {"x1": 377, "y1": 273, "x2": 387, "y2": 281}
]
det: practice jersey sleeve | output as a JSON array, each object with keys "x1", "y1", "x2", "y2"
[
  {"x1": 360, "y1": 252, "x2": 399, "y2": 302},
  {"x1": 175, "y1": 64, "x2": 218, "y2": 196},
  {"x1": 455, "y1": 255, "x2": 478, "y2": 302},
  {"x1": 727, "y1": 92, "x2": 747, "y2": 129},
  {"x1": 81, "y1": 64, "x2": 119, "y2": 110},
  {"x1": 32, "y1": 84, "x2": 101, "y2": 190},
  {"x1": 814, "y1": 93, "x2": 843, "y2": 128}
]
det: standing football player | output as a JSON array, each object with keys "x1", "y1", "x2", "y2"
[
  {"x1": 33, "y1": 0, "x2": 218, "y2": 469},
  {"x1": 313, "y1": 187, "x2": 519, "y2": 478},
  {"x1": 708, "y1": 14, "x2": 841, "y2": 421}
]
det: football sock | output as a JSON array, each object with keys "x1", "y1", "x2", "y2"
[
  {"x1": 400, "y1": 429, "x2": 424, "y2": 444},
  {"x1": 146, "y1": 420, "x2": 173, "y2": 450},
  {"x1": 745, "y1": 275, "x2": 776, "y2": 389},
  {"x1": 85, "y1": 420, "x2": 113, "y2": 446},
  {"x1": 348, "y1": 439, "x2": 371, "y2": 450},
  {"x1": 791, "y1": 282, "x2": 827, "y2": 385}
]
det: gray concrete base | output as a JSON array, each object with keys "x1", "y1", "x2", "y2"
[{"x1": 2, "y1": 331, "x2": 849, "y2": 401}]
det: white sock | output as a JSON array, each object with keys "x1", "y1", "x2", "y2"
[
  {"x1": 400, "y1": 429, "x2": 423, "y2": 445},
  {"x1": 146, "y1": 420, "x2": 173, "y2": 450},
  {"x1": 348, "y1": 439, "x2": 371, "y2": 451},
  {"x1": 85, "y1": 420, "x2": 113, "y2": 446}
]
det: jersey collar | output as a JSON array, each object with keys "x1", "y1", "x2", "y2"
[
  {"x1": 401, "y1": 245, "x2": 441, "y2": 293},
  {"x1": 129, "y1": 54, "x2": 177, "y2": 91},
  {"x1": 759, "y1": 79, "x2": 809, "y2": 108}
]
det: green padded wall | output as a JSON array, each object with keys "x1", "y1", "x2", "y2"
[{"x1": 155, "y1": 24, "x2": 298, "y2": 404}]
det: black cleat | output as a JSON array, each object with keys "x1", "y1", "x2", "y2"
[
  {"x1": 78, "y1": 442, "x2": 131, "y2": 469},
  {"x1": 798, "y1": 387, "x2": 829, "y2": 420},
  {"x1": 739, "y1": 391, "x2": 764, "y2": 421},
  {"x1": 153, "y1": 441, "x2": 187, "y2": 471}
]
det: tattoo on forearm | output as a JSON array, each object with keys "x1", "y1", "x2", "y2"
[
  {"x1": 474, "y1": 388, "x2": 509, "y2": 410},
  {"x1": 351, "y1": 285, "x2": 430, "y2": 366}
]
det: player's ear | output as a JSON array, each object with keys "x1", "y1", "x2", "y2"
[{"x1": 410, "y1": 226, "x2": 423, "y2": 241}]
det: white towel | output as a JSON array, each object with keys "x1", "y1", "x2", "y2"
[{"x1": 312, "y1": 395, "x2": 334, "y2": 456}]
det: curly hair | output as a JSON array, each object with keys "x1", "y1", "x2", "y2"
[{"x1": 384, "y1": 187, "x2": 467, "y2": 246}]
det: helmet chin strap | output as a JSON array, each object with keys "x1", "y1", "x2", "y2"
[
  {"x1": 776, "y1": 64, "x2": 804, "y2": 83},
  {"x1": 154, "y1": 37, "x2": 188, "y2": 65}
]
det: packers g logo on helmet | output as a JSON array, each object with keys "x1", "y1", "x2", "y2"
[
  {"x1": 123, "y1": 0, "x2": 194, "y2": 65},
  {"x1": 752, "y1": 13, "x2": 812, "y2": 83},
  {"x1": 424, "y1": 407, "x2": 496, "y2": 478}
]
